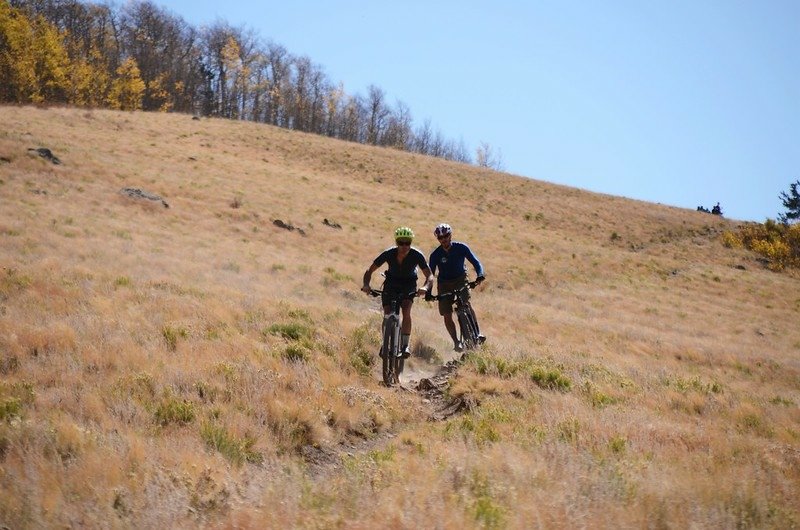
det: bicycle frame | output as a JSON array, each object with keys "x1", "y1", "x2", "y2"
[{"x1": 434, "y1": 281, "x2": 482, "y2": 350}]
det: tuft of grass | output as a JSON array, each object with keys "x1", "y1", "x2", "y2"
[
  {"x1": 470, "y1": 471, "x2": 505, "y2": 529},
  {"x1": 348, "y1": 323, "x2": 378, "y2": 375},
  {"x1": 670, "y1": 375, "x2": 723, "y2": 395},
  {"x1": 162, "y1": 325, "x2": 189, "y2": 351},
  {"x1": 446, "y1": 414, "x2": 501, "y2": 446},
  {"x1": 528, "y1": 365, "x2": 572, "y2": 391},
  {"x1": 470, "y1": 352, "x2": 571, "y2": 391},
  {"x1": 0, "y1": 397, "x2": 22, "y2": 422},
  {"x1": 609, "y1": 435, "x2": 627, "y2": 454},
  {"x1": 769, "y1": 395, "x2": 795, "y2": 406},
  {"x1": 556, "y1": 418, "x2": 581, "y2": 444},
  {"x1": 584, "y1": 381, "x2": 619, "y2": 408},
  {"x1": 265, "y1": 322, "x2": 312, "y2": 341},
  {"x1": 154, "y1": 397, "x2": 196, "y2": 425},
  {"x1": 0, "y1": 381, "x2": 35, "y2": 421},
  {"x1": 125, "y1": 372, "x2": 156, "y2": 401},
  {"x1": 282, "y1": 343, "x2": 310, "y2": 362},
  {"x1": 1, "y1": 268, "x2": 32, "y2": 292},
  {"x1": 200, "y1": 422, "x2": 263, "y2": 466},
  {"x1": 322, "y1": 266, "x2": 353, "y2": 286}
]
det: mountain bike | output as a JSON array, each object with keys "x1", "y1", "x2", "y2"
[
  {"x1": 368, "y1": 289, "x2": 418, "y2": 386},
  {"x1": 432, "y1": 280, "x2": 484, "y2": 351}
]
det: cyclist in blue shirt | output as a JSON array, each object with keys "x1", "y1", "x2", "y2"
[
  {"x1": 362, "y1": 227, "x2": 433, "y2": 357},
  {"x1": 426, "y1": 223, "x2": 485, "y2": 351}
]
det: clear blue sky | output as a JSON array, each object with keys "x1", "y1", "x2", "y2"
[{"x1": 158, "y1": 0, "x2": 798, "y2": 222}]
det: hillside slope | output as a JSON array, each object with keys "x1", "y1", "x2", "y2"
[{"x1": 1, "y1": 106, "x2": 798, "y2": 528}]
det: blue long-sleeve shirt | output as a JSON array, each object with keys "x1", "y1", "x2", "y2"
[{"x1": 429, "y1": 241, "x2": 484, "y2": 281}]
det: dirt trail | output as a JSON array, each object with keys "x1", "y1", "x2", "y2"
[
  {"x1": 303, "y1": 357, "x2": 469, "y2": 475},
  {"x1": 404, "y1": 357, "x2": 469, "y2": 421}
]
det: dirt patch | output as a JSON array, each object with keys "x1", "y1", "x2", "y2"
[
  {"x1": 302, "y1": 357, "x2": 469, "y2": 475},
  {"x1": 412, "y1": 357, "x2": 472, "y2": 421}
]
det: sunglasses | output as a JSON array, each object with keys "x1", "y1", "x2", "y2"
[
  {"x1": 396, "y1": 240, "x2": 412, "y2": 246},
  {"x1": 437, "y1": 234, "x2": 451, "y2": 240}
]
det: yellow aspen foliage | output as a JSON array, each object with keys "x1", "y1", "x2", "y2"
[
  {"x1": 0, "y1": 3, "x2": 69, "y2": 103},
  {"x1": 148, "y1": 72, "x2": 173, "y2": 112},
  {"x1": 727, "y1": 219, "x2": 800, "y2": 271},
  {"x1": 68, "y1": 47, "x2": 111, "y2": 107},
  {"x1": 30, "y1": 14, "x2": 69, "y2": 102},
  {"x1": 107, "y1": 58, "x2": 145, "y2": 111}
]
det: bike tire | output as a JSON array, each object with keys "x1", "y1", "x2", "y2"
[
  {"x1": 458, "y1": 308, "x2": 478, "y2": 350},
  {"x1": 382, "y1": 316, "x2": 398, "y2": 386},
  {"x1": 391, "y1": 320, "x2": 403, "y2": 384}
]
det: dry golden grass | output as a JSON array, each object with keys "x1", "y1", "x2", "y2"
[{"x1": 1, "y1": 105, "x2": 799, "y2": 528}]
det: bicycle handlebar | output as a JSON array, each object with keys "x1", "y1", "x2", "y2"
[
  {"x1": 367, "y1": 289, "x2": 419, "y2": 300},
  {"x1": 429, "y1": 280, "x2": 480, "y2": 301}
]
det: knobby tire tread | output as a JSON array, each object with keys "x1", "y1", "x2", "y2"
[{"x1": 382, "y1": 317, "x2": 396, "y2": 386}]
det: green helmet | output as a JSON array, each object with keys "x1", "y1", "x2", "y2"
[{"x1": 394, "y1": 226, "x2": 414, "y2": 240}]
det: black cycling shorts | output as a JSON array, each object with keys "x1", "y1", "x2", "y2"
[
  {"x1": 381, "y1": 278, "x2": 417, "y2": 308},
  {"x1": 437, "y1": 275, "x2": 469, "y2": 315}
]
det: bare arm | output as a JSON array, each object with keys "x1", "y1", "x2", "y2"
[
  {"x1": 418, "y1": 267, "x2": 433, "y2": 295},
  {"x1": 362, "y1": 262, "x2": 379, "y2": 293}
]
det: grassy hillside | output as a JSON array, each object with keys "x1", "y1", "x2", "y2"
[{"x1": 1, "y1": 106, "x2": 798, "y2": 529}]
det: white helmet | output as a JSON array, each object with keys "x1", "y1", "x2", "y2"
[{"x1": 434, "y1": 223, "x2": 452, "y2": 238}]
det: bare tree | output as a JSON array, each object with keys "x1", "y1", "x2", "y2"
[
  {"x1": 340, "y1": 93, "x2": 365, "y2": 143},
  {"x1": 411, "y1": 118, "x2": 433, "y2": 155},
  {"x1": 381, "y1": 100, "x2": 413, "y2": 150},
  {"x1": 476, "y1": 141, "x2": 504, "y2": 171},
  {"x1": 365, "y1": 84, "x2": 389, "y2": 145},
  {"x1": 264, "y1": 42, "x2": 289, "y2": 126}
]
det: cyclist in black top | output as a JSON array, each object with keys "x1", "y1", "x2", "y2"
[{"x1": 362, "y1": 227, "x2": 433, "y2": 357}]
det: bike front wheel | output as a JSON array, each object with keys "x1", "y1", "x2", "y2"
[
  {"x1": 381, "y1": 317, "x2": 399, "y2": 386},
  {"x1": 457, "y1": 306, "x2": 480, "y2": 350}
]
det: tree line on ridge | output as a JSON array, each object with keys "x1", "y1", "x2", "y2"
[{"x1": 2, "y1": 0, "x2": 504, "y2": 167}]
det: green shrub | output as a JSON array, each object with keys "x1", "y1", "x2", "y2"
[
  {"x1": 528, "y1": 365, "x2": 571, "y2": 391},
  {"x1": 200, "y1": 422, "x2": 263, "y2": 466},
  {"x1": 162, "y1": 325, "x2": 188, "y2": 351},
  {"x1": 472, "y1": 354, "x2": 519, "y2": 378},
  {"x1": 470, "y1": 352, "x2": 572, "y2": 391},
  {"x1": 265, "y1": 322, "x2": 311, "y2": 341},
  {"x1": 0, "y1": 381, "x2": 35, "y2": 421},
  {"x1": 348, "y1": 323, "x2": 379, "y2": 375},
  {"x1": 583, "y1": 381, "x2": 619, "y2": 408},
  {"x1": 154, "y1": 397, "x2": 195, "y2": 425},
  {"x1": 556, "y1": 418, "x2": 581, "y2": 444},
  {"x1": 470, "y1": 472, "x2": 505, "y2": 529},
  {"x1": 115, "y1": 372, "x2": 156, "y2": 402},
  {"x1": 671, "y1": 376, "x2": 722, "y2": 395},
  {"x1": 0, "y1": 398, "x2": 22, "y2": 422},
  {"x1": 283, "y1": 344, "x2": 310, "y2": 362},
  {"x1": 609, "y1": 435, "x2": 627, "y2": 454}
]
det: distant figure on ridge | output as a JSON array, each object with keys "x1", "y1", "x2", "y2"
[{"x1": 711, "y1": 202, "x2": 722, "y2": 216}]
